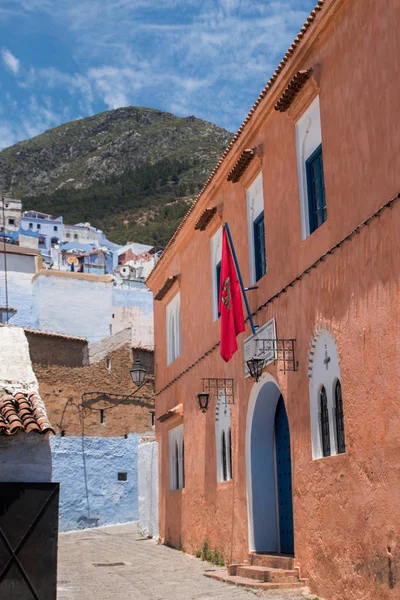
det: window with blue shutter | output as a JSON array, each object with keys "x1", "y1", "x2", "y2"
[
  {"x1": 306, "y1": 144, "x2": 326, "y2": 234},
  {"x1": 216, "y1": 260, "x2": 221, "y2": 317},
  {"x1": 253, "y1": 211, "x2": 266, "y2": 281}
]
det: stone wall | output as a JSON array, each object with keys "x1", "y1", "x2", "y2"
[
  {"x1": 50, "y1": 434, "x2": 140, "y2": 531},
  {"x1": 34, "y1": 344, "x2": 154, "y2": 437},
  {"x1": 26, "y1": 331, "x2": 89, "y2": 367},
  {"x1": 88, "y1": 327, "x2": 131, "y2": 364}
]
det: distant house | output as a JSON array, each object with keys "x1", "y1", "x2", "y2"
[
  {"x1": 0, "y1": 198, "x2": 22, "y2": 233},
  {"x1": 0, "y1": 243, "x2": 42, "y2": 326},
  {"x1": 21, "y1": 211, "x2": 63, "y2": 259},
  {"x1": 62, "y1": 222, "x2": 105, "y2": 247}
]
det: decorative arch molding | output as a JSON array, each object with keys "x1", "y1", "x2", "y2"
[{"x1": 308, "y1": 326, "x2": 344, "y2": 459}]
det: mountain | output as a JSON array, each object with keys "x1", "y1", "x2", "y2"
[{"x1": 0, "y1": 107, "x2": 232, "y2": 246}]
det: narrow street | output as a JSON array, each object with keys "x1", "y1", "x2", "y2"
[{"x1": 57, "y1": 523, "x2": 312, "y2": 600}]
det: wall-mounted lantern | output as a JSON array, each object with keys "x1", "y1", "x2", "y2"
[
  {"x1": 246, "y1": 357, "x2": 265, "y2": 382},
  {"x1": 197, "y1": 392, "x2": 210, "y2": 413},
  {"x1": 130, "y1": 355, "x2": 147, "y2": 387}
]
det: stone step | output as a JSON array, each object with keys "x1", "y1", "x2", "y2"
[
  {"x1": 248, "y1": 552, "x2": 296, "y2": 570},
  {"x1": 204, "y1": 570, "x2": 307, "y2": 591},
  {"x1": 236, "y1": 565, "x2": 300, "y2": 584}
]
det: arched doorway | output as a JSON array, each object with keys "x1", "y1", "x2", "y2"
[{"x1": 246, "y1": 375, "x2": 294, "y2": 555}]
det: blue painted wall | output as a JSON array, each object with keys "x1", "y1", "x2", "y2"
[{"x1": 50, "y1": 434, "x2": 140, "y2": 532}]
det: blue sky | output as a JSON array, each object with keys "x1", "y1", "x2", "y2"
[{"x1": 0, "y1": 0, "x2": 316, "y2": 149}]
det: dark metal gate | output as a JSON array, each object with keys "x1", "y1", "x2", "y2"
[{"x1": 0, "y1": 483, "x2": 59, "y2": 599}]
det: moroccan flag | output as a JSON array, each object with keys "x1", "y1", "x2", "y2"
[{"x1": 219, "y1": 227, "x2": 245, "y2": 362}]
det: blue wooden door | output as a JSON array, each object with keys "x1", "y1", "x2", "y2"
[{"x1": 274, "y1": 396, "x2": 294, "y2": 554}]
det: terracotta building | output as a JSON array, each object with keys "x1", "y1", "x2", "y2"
[{"x1": 147, "y1": 1, "x2": 400, "y2": 599}]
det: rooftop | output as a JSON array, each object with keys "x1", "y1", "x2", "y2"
[{"x1": 0, "y1": 243, "x2": 41, "y2": 257}]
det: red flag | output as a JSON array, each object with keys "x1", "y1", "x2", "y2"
[{"x1": 219, "y1": 227, "x2": 245, "y2": 362}]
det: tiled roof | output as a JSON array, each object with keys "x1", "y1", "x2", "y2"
[
  {"x1": 147, "y1": 0, "x2": 327, "y2": 281},
  {"x1": 194, "y1": 207, "x2": 217, "y2": 231},
  {"x1": 274, "y1": 69, "x2": 313, "y2": 112},
  {"x1": 227, "y1": 149, "x2": 255, "y2": 183},
  {"x1": 154, "y1": 275, "x2": 179, "y2": 301},
  {"x1": 0, "y1": 389, "x2": 55, "y2": 435},
  {"x1": 0, "y1": 324, "x2": 87, "y2": 342},
  {"x1": 157, "y1": 403, "x2": 183, "y2": 423}
]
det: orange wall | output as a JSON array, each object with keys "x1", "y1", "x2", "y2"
[{"x1": 148, "y1": 1, "x2": 400, "y2": 599}]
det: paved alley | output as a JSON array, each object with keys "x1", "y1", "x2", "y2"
[{"x1": 57, "y1": 523, "x2": 313, "y2": 600}]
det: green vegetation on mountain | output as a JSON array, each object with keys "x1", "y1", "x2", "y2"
[{"x1": 0, "y1": 106, "x2": 232, "y2": 246}]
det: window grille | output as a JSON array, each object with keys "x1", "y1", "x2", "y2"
[
  {"x1": 306, "y1": 144, "x2": 326, "y2": 233},
  {"x1": 334, "y1": 380, "x2": 346, "y2": 454},
  {"x1": 320, "y1": 385, "x2": 331, "y2": 457},
  {"x1": 253, "y1": 211, "x2": 266, "y2": 281}
]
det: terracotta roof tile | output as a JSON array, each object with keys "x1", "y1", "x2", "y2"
[
  {"x1": 227, "y1": 149, "x2": 255, "y2": 183},
  {"x1": 274, "y1": 69, "x2": 313, "y2": 112},
  {"x1": 194, "y1": 206, "x2": 218, "y2": 231},
  {"x1": 147, "y1": 0, "x2": 327, "y2": 280},
  {"x1": 0, "y1": 389, "x2": 55, "y2": 435},
  {"x1": 154, "y1": 275, "x2": 179, "y2": 301}
]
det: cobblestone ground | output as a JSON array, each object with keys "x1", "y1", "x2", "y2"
[{"x1": 58, "y1": 523, "x2": 314, "y2": 600}]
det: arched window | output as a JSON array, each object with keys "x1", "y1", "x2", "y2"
[
  {"x1": 215, "y1": 395, "x2": 232, "y2": 482},
  {"x1": 309, "y1": 330, "x2": 345, "y2": 459},
  {"x1": 169, "y1": 424, "x2": 184, "y2": 490},
  {"x1": 320, "y1": 386, "x2": 331, "y2": 457},
  {"x1": 334, "y1": 380, "x2": 346, "y2": 454},
  {"x1": 166, "y1": 293, "x2": 181, "y2": 365},
  {"x1": 221, "y1": 431, "x2": 227, "y2": 481}
]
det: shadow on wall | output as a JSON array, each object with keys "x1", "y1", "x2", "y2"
[
  {"x1": 50, "y1": 434, "x2": 140, "y2": 532},
  {"x1": 0, "y1": 434, "x2": 52, "y2": 483}
]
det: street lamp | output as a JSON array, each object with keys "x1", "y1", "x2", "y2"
[
  {"x1": 246, "y1": 357, "x2": 265, "y2": 382},
  {"x1": 130, "y1": 355, "x2": 147, "y2": 387},
  {"x1": 197, "y1": 392, "x2": 210, "y2": 413}
]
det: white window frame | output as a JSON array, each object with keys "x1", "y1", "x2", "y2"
[
  {"x1": 295, "y1": 96, "x2": 323, "y2": 240},
  {"x1": 210, "y1": 227, "x2": 222, "y2": 321},
  {"x1": 166, "y1": 292, "x2": 181, "y2": 365},
  {"x1": 246, "y1": 172, "x2": 265, "y2": 286},
  {"x1": 215, "y1": 394, "x2": 232, "y2": 482},
  {"x1": 309, "y1": 330, "x2": 342, "y2": 459},
  {"x1": 169, "y1": 424, "x2": 184, "y2": 490}
]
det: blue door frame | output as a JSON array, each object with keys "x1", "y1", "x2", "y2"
[{"x1": 274, "y1": 396, "x2": 294, "y2": 554}]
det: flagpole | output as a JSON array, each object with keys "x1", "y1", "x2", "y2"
[{"x1": 224, "y1": 222, "x2": 257, "y2": 336}]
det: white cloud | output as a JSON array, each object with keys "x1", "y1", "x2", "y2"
[
  {"x1": 2, "y1": 48, "x2": 20, "y2": 75},
  {"x1": 0, "y1": 0, "x2": 316, "y2": 144}
]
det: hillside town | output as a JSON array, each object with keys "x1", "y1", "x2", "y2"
[{"x1": 0, "y1": 1, "x2": 399, "y2": 600}]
